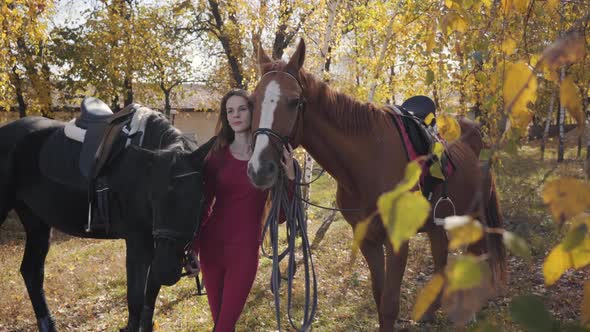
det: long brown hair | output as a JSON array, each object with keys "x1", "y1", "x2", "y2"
[{"x1": 211, "y1": 88, "x2": 252, "y2": 152}]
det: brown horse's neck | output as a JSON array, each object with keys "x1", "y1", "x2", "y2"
[{"x1": 299, "y1": 73, "x2": 397, "y2": 194}]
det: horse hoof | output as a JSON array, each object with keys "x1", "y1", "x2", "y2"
[{"x1": 37, "y1": 316, "x2": 56, "y2": 332}]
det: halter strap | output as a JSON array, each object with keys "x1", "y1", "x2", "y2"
[
  {"x1": 261, "y1": 70, "x2": 305, "y2": 93},
  {"x1": 253, "y1": 70, "x2": 306, "y2": 149}
]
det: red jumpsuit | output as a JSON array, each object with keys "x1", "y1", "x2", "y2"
[{"x1": 193, "y1": 146, "x2": 268, "y2": 332}]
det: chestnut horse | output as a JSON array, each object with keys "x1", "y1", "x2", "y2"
[{"x1": 247, "y1": 39, "x2": 506, "y2": 331}]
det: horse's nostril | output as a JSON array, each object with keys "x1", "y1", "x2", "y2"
[{"x1": 267, "y1": 162, "x2": 276, "y2": 174}]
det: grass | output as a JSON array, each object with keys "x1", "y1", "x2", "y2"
[{"x1": 0, "y1": 142, "x2": 588, "y2": 331}]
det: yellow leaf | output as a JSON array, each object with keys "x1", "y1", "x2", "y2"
[
  {"x1": 542, "y1": 178, "x2": 590, "y2": 223},
  {"x1": 430, "y1": 162, "x2": 445, "y2": 180},
  {"x1": 503, "y1": 61, "x2": 537, "y2": 132},
  {"x1": 424, "y1": 113, "x2": 435, "y2": 126},
  {"x1": 542, "y1": 63, "x2": 559, "y2": 83},
  {"x1": 571, "y1": 237, "x2": 590, "y2": 269},
  {"x1": 543, "y1": 244, "x2": 572, "y2": 285},
  {"x1": 501, "y1": 37, "x2": 517, "y2": 55},
  {"x1": 446, "y1": 13, "x2": 468, "y2": 34},
  {"x1": 482, "y1": 0, "x2": 492, "y2": 8},
  {"x1": 444, "y1": 216, "x2": 484, "y2": 250},
  {"x1": 445, "y1": 0, "x2": 455, "y2": 8},
  {"x1": 432, "y1": 142, "x2": 444, "y2": 159},
  {"x1": 560, "y1": 76, "x2": 583, "y2": 125},
  {"x1": 446, "y1": 255, "x2": 484, "y2": 292},
  {"x1": 582, "y1": 280, "x2": 590, "y2": 324},
  {"x1": 437, "y1": 113, "x2": 461, "y2": 142},
  {"x1": 412, "y1": 273, "x2": 445, "y2": 321}
]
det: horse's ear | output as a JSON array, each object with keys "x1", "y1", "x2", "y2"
[
  {"x1": 287, "y1": 38, "x2": 306, "y2": 71},
  {"x1": 258, "y1": 42, "x2": 272, "y2": 74},
  {"x1": 190, "y1": 135, "x2": 217, "y2": 166}
]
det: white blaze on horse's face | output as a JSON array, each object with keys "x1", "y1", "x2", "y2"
[{"x1": 249, "y1": 80, "x2": 281, "y2": 174}]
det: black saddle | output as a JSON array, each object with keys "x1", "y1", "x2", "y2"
[
  {"x1": 75, "y1": 96, "x2": 114, "y2": 129},
  {"x1": 400, "y1": 95, "x2": 437, "y2": 127},
  {"x1": 388, "y1": 96, "x2": 437, "y2": 156},
  {"x1": 76, "y1": 97, "x2": 136, "y2": 178},
  {"x1": 40, "y1": 97, "x2": 139, "y2": 233},
  {"x1": 387, "y1": 95, "x2": 455, "y2": 201}
]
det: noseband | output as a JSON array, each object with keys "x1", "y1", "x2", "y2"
[{"x1": 252, "y1": 70, "x2": 306, "y2": 151}]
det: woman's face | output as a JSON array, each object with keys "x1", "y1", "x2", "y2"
[{"x1": 226, "y1": 95, "x2": 251, "y2": 133}]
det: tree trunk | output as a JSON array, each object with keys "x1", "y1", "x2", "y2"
[
  {"x1": 311, "y1": 207, "x2": 337, "y2": 250},
  {"x1": 11, "y1": 69, "x2": 27, "y2": 118},
  {"x1": 557, "y1": 67, "x2": 566, "y2": 162},
  {"x1": 164, "y1": 88, "x2": 172, "y2": 120},
  {"x1": 541, "y1": 89, "x2": 557, "y2": 160},
  {"x1": 208, "y1": 0, "x2": 245, "y2": 88},
  {"x1": 124, "y1": 77, "x2": 133, "y2": 106}
]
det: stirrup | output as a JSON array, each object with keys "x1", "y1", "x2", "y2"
[{"x1": 433, "y1": 196, "x2": 455, "y2": 226}]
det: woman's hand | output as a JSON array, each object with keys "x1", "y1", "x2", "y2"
[{"x1": 281, "y1": 144, "x2": 295, "y2": 181}]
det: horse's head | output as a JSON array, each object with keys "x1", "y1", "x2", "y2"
[
  {"x1": 248, "y1": 39, "x2": 307, "y2": 189},
  {"x1": 132, "y1": 140, "x2": 213, "y2": 286}
]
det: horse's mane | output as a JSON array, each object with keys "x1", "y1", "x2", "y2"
[
  {"x1": 136, "y1": 107, "x2": 194, "y2": 152},
  {"x1": 261, "y1": 61, "x2": 390, "y2": 135}
]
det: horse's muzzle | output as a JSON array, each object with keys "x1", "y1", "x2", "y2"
[
  {"x1": 247, "y1": 161, "x2": 278, "y2": 189},
  {"x1": 152, "y1": 241, "x2": 183, "y2": 286}
]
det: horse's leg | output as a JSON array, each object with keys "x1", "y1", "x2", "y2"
[
  {"x1": 15, "y1": 203, "x2": 56, "y2": 332},
  {"x1": 422, "y1": 224, "x2": 448, "y2": 320},
  {"x1": 138, "y1": 267, "x2": 161, "y2": 332},
  {"x1": 122, "y1": 236, "x2": 152, "y2": 332},
  {"x1": 382, "y1": 240, "x2": 409, "y2": 331},
  {"x1": 359, "y1": 239, "x2": 385, "y2": 328}
]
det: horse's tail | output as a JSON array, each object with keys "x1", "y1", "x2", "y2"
[
  {"x1": 483, "y1": 174, "x2": 507, "y2": 286},
  {"x1": 0, "y1": 124, "x2": 18, "y2": 226},
  {"x1": 0, "y1": 148, "x2": 15, "y2": 227}
]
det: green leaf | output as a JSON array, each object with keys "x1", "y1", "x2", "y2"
[
  {"x1": 352, "y1": 217, "x2": 371, "y2": 255},
  {"x1": 445, "y1": 255, "x2": 483, "y2": 292},
  {"x1": 562, "y1": 224, "x2": 588, "y2": 251},
  {"x1": 503, "y1": 231, "x2": 532, "y2": 260},
  {"x1": 412, "y1": 273, "x2": 445, "y2": 321},
  {"x1": 380, "y1": 191, "x2": 431, "y2": 253},
  {"x1": 378, "y1": 161, "x2": 429, "y2": 252},
  {"x1": 510, "y1": 295, "x2": 554, "y2": 332}
]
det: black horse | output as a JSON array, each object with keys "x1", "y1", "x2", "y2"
[{"x1": 0, "y1": 108, "x2": 212, "y2": 332}]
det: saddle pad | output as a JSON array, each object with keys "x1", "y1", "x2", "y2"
[
  {"x1": 39, "y1": 128, "x2": 88, "y2": 191},
  {"x1": 388, "y1": 109, "x2": 455, "y2": 179}
]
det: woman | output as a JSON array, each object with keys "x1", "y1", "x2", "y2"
[{"x1": 191, "y1": 89, "x2": 294, "y2": 331}]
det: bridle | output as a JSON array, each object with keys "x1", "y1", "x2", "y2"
[{"x1": 252, "y1": 70, "x2": 306, "y2": 151}]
